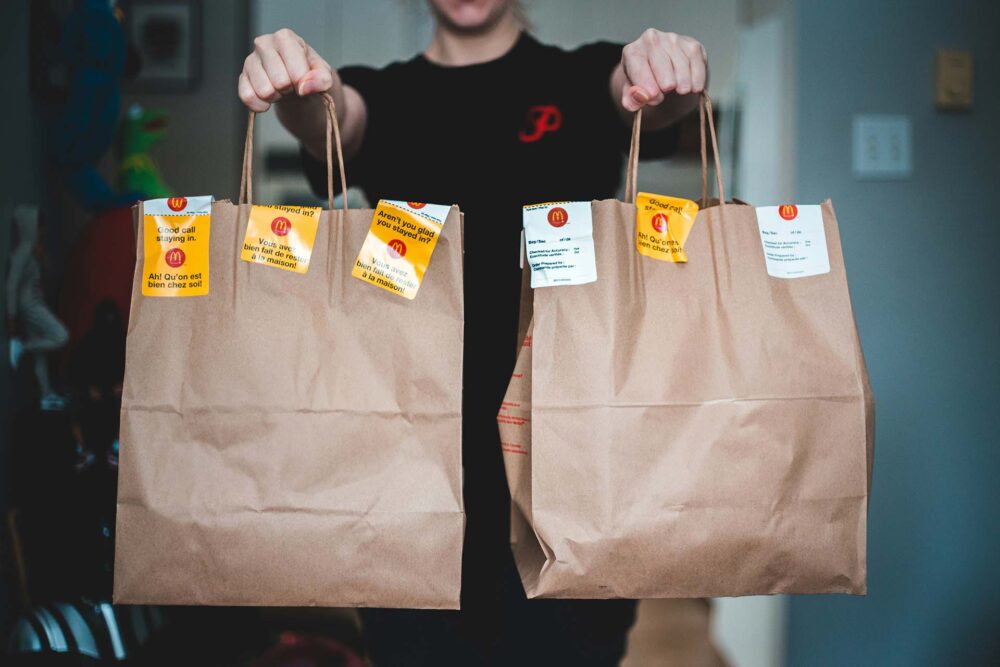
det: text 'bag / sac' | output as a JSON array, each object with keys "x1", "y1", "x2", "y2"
[
  {"x1": 115, "y1": 95, "x2": 465, "y2": 609},
  {"x1": 500, "y1": 95, "x2": 874, "y2": 599}
]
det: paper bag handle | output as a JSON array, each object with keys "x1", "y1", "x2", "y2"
[
  {"x1": 624, "y1": 92, "x2": 725, "y2": 207},
  {"x1": 239, "y1": 92, "x2": 349, "y2": 213},
  {"x1": 698, "y1": 94, "x2": 725, "y2": 207}
]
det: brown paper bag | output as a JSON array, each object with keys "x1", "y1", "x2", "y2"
[
  {"x1": 499, "y1": 94, "x2": 874, "y2": 599},
  {"x1": 115, "y1": 95, "x2": 465, "y2": 609}
]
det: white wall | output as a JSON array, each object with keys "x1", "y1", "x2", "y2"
[{"x1": 736, "y1": 3, "x2": 796, "y2": 203}]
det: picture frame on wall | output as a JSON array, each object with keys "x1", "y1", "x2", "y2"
[{"x1": 125, "y1": 0, "x2": 202, "y2": 91}]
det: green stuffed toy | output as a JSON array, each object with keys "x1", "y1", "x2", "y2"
[{"x1": 117, "y1": 103, "x2": 172, "y2": 199}]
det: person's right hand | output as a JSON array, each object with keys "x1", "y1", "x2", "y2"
[{"x1": 238, "y1": 29, "x2": 335, "y2": 112}]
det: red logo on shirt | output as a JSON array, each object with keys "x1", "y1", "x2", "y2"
[
  {"x1": 778, "y1": 204, "x2": 798, "y2": 220},
  {"x1": 547, "y1": 207, "x2": 569, "y2": 227},
  {"x1": 387, "y1": 239, "x2": 407, "y2": 259},
  {"x1": 651, "y1": 213, "x2": 668, "y2": 233},
  {"x1": 271, "y1": 216, "x2": 291, "y2": 236},
  {"x1": 519, "y1": 105, "x2": 563, "y2": 143}
]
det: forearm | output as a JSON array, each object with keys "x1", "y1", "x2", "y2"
[
  {"x1": 610, "y1": 63, "x2": 702, "y2": 130},
  {"x1": 275, "y1": 81, "x2": 367, "y2": 161},
  {"x1": 274, "y1": 93, "x2": 329, "y2": 158}
]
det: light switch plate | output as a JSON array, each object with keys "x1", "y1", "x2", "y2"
[
  {"x1": 852, "y1": 115, "x2": 913, "y2": 180},
  {"x1": 936, "y1": 49, "x2": 973, "y2": 110}
]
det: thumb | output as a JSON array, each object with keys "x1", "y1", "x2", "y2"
[
  {"x1": 622, "y1": 85, "x2": 649, "y2": 112},
  {"x1": 297, "y1": 68, "x2": 332, "y2": 96}
]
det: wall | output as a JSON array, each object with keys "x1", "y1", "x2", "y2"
[
  {"x1": 788, "y1": 0, "x2": 1000, "y2": 665},
  {"x1": 124, "y1": 0, "x2": 249, "y2": 201},
  {"x1": 0, "y1": 1, "x2": 40, "y2": 208}
]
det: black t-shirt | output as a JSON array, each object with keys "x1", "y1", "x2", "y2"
[{"x1": 302, "y1": 32, "x2": 679, "y2": 600}]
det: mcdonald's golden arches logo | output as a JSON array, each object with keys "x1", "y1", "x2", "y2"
[
  {"x1": 167, "y1": 197, "x2": 187, "y2": 212},
  {"x1": 778, "y1": 204, "x2": 798, "y2": 220},
  {"x1": 165, "y1": 247, "x2": 186, "y2": 268},
  {"x1": 407, "y1": 202, "x2": 426, "y2": 209},
  {"x1": 270, "y1": 216, "x2": 291, "y2": 236},
  {"x1": 651, "y1": 212, "x2": 669, "y2": 233},
  {"x1": 547, "y1": 206, "x2": 569, "y2": 228},
  {"x1": 387, "y1": 238, "x2": 407, "y2": 259}
]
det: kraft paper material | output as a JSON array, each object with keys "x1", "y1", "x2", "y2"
[
  {"x1": 115, "y1": 200, "x2": 465, "y2": 609},
  {"x1": 499, "y1": 96, "x2": 874, "y2": 598}
]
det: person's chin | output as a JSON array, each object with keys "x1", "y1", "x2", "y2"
[{"x1": 434, "y1": 7, "x2": 504, "y2": 34}]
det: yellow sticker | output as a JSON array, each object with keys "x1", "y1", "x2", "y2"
[
  {"x1": 142, "y1": 196, "x2": 211, "y2": 296},
  {"x1": 352, "y1": 200, "x2": 449, "y2": 300},
  {"x1": 635, "y1": 192, "x2": 699, "y2": 263},
  {"x1": 240, "y1": 205, "x2": 320, "y2": 273}
]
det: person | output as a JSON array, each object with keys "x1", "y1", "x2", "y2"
[
  {"x1": 7, "y1": 204, "x2": 70, "y2": 411},
  {"x1": 238, "y1": 1, "x2": 708, "y2": 664}
]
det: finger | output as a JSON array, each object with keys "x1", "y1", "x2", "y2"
[
  {"x1": 621, "y1": 84, "x2": 650, "y2": 112},
  {"x1": 666, "y1": 47, "x2": 692, "y2": 95},
  {"x1": 299, "y1": 70, "x2": 333, "y2": 96},
  {"x1": 300, "y1": 44, "x2": 334, "y2": 95},
  {"x1": 239, "y1": 72, "x2": 269, "y2": 112},
  {"x1": 622, "y1": 46, "x2": 662, "y2": 110},
  {"x1": 688, "y1": 43, "x2": 708, "y2": 93},
  {"x1": 245, "y1": 53, "x2": 279, "y2": 103},
  {"x1": 255, "y1": 41, "x2": 293, "y2": 95},
  {"x1": 274, "y1": 31, "x2": 310, "y2": 88},
  {"x1": 648, "y1": 49, "x2": 677, "y2": 96},
  {"x1": 304, "y1": 43, "x2": 332, "y2": 72}
]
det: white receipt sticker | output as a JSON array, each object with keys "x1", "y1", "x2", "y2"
[
  {"x1": 755, "y1": 204, "x2": 830, "y2": 279},
  {"x1": 522, "y1": 201, "x2": 596, "y2": 288}
]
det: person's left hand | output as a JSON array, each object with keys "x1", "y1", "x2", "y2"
[{"x1": 620, "y1": 29, "x2": 708, "y2": 111}]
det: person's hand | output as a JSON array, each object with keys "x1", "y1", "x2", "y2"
[
  {"x1": 237, "y1": 28, "x2": 365, "y2": 160},
  {"x1": 620, "y1": 29, "x2": 708, "y2": 111},
  {"x1": 238, "y1": 28, "x2": 336, "y2": 112}
]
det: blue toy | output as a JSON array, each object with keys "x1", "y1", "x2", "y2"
[{"x1": 53, "y1": 0, "x2": 141, "y2": 211}]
